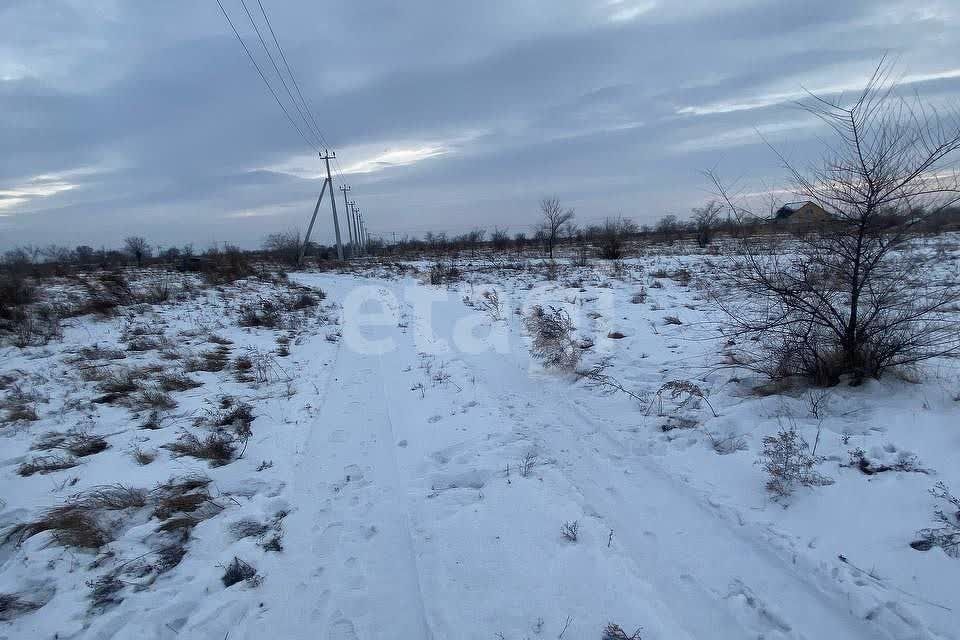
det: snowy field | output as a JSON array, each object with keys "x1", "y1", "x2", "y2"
[{"x1": 1, "y1": 243, "x2": 959, "y2": 639}]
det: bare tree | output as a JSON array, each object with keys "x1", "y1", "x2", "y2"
[
  {"x1": 539, "y1": 197, "x2": 575, "y2": 258},
  {"x1": 123, "y1": 237, "x2": 151, "y2": 268},
  {"x1": 710, "y1": 59, "x2": 960, "y2": 385},
  {"x1": 598, "y1": 216, "x2": 638, "y2": 259},
  {"x1": 490, "y1": 227, "x2": 510, "y2": 251},
  {"x1": 655, "y1": 214, "x2": 679, "y2": 240},
  {"x1": 465, "y1": 227, "x2": 486, "y2": 257},
  {"x1": 512, "y1": 232, "x2": 527, "y2": 256},
  {"x1": 262, "y1": 230, "x2": 303, "y2": 266},
  {"x1": 692, "y1": 200, "x2": 723, "y2": 248}
]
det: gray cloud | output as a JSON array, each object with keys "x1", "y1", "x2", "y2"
[{"x1": 2, "y1": 0, "x2": 960, "y2": 249}]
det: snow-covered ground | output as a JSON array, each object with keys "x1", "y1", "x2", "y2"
[{"x1": 1, "y1": 250, "x2": 958, "y2": 639}]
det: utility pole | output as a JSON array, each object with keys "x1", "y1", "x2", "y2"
[
  {"x1": 355, "y1": 208, "x2": 363, "y2": 254},
  {"x1": 354, "y1": 204, "x2": 363, "y2": 255},
  {"x1": 347, "y1": 201, "x2": 358, "y2": 256},
  {"x1": 299, "y1": 150, "x2": 343, "y2": 263},
  {"x1": 339, "y1": 184, "x2": 353, "y2": 257},
  {"x1": 323, "y1": 151, "x2": 344, "y2": 260}
]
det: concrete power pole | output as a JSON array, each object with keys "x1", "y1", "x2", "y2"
[
  {"x1": 353, "y1": 203, "x2": 363, "y2": 255},
  {"x1": 339, "y1": 184, "x2": 353, "y2": 257},
  {"x1": 360, "y1": 213, "x2": 367, "y2": 251},
  {"x1": 323, "y1": 151, "x2": 344, "y2": 260},
  {"x1": 354, "y1": 208, "x2": 363, "y2": 254},
  {"x1": 347, "y1": 200, "x2": 358, "y2": 255},
  {"x1": 298, "y1": 174, "x2": 328, "y2": 265},
  {"x1": 299, "y1": 150, "x2": 344, "y2": 263}
]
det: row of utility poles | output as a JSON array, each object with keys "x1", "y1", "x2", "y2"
[{"x1": 298, "y1": 150, "x2": 369, "y2": 264}]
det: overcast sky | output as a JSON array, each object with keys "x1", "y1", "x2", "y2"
[{"x1": 2, "y1": 0, "x2": 959, "y2": 251}]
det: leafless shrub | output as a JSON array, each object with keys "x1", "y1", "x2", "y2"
[
  {"x1": 911, "y1": 482, "x2": 960, "y2": 557},
  {"x1": 654, "y1": 380, "x2": 717, "y2": 417},
  {"x1": 543, "y1": 260, "x2": 561, "y2": 281},
  {"x1": 476, "y1": 290, "x2": 504, "y2": 321},
  {"x1": 429, "y1": 262, "x2": 462, "y2": 285},
  {"x1": 18, "y1": 455, "x2": 78, "y2": 477},
  {"x1": 221, "y1": 557, "x2": 259, "y2": 588},
  {"x1": 630, "y1": 289, "x2": 647, "y2": 304},
  {"x1": 163, "y1": 430, "x2": 236, "y2": 466},
  {"x1": 577, "y1": 360, "x2": 647, "y2": 404},
  {"x1": 132, "y1": 445, "x2": 156, "y2": 465},
  {"x1": 87, "y1": 573, "x2": 124, "y2": 613},
  {"x1": 598, "y1": 216, "x2": 637, "y2": 260},
  {"x1": 610, "y1": 259, "x2": 629, "y2": 280},
  {"x1": 141, "y1": 278, "x2": 172, "y2": 305},
  {"x1": 518, "y1": 452, "x2": 538, "y2": 478},
  {"x1": 524, "y1": 305, "x2": 580, "y2": 371},
  {"x1": 11, "y1": 305, "x2": 63, "y2": 347},
  {"x1": 238, "y1": 298, "x2": 282, "y2": 328},
  {"x1": 693, "y1": 200, "x2": 723, "y2": 248},
  {"x1": 758, "y1": 424, "x2": 833, "y2": 497},
  {"x1": 603, "y1": 623, "x2": 643, "y2": 640},
  {"x1": 561, "y1": 520, "x2": 579, "y2": 542},
  {"x1": 708, "y1": 60, "x2": 960, "y2": 386},
  {"x1": 0, "y1": 272, "x2": 37, "y2": 320},
  {"x1": 663, "y1": 315, "x2": 683, "y2": 325}
]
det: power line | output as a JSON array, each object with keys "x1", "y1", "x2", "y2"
[
  {"x1": 255, "y1": 0, "x2": 330, "y2": 150},
  {"x1": 251, "y1": 1, "x2": 350, "y2": 185},
  {"x1": 215, "y1": 0, "x2": 317, "y2": 152},
  {"x1": 240, "y1": 0, "x2": 324, "y2": 149}
]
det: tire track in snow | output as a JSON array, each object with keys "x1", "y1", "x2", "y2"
[
  {"x1": 241, "y1": 281, "x2": 433, "y2": 640},
  {"x1": 454, "y1": 278, "x2": 896, "y2": 638},
  {"x1": 445, "y1": 306, "x2": 891, "y2": 639}
]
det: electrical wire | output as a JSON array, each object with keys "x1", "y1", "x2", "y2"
[{"x1": 215, "y1": 0, "x2": 317, "y2": 152}]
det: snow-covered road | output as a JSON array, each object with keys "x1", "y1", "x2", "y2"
[
  {"x1": 3, "y1": 263, "x2": 954, "y2": 639},
  {"x1": 246, "y1": 274, "x2": 920, "y2": 640}
]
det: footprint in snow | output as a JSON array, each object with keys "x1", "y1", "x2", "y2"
[{"x1": 328, "y1": 616, "x2": 359, "y2": 640}]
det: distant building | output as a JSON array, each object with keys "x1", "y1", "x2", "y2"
[{"x1": 774, "y1": 201, "x2": 830, "y2": 226}]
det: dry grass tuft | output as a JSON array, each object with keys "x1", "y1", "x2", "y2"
[
  {"x1": 131, "y1": 445, "x2": 156, "y2": 465},
  {"x1": 162, "y1": 430, "x2": 236, "y2": 466},
  {"x1": 221, "y1": 557, "x2": 259, "y2": 588},
  {"x1": 158, "y1": 372, "x2": 203, "y2": 392},
  {"x1": 8, "y1": 505, "x2": 110, "y2": 549},
  {"x1": 130, "y1": 389, "x2": 177, "y2": 412},
  {"x1": 18, "y1": 455, "x2": 78, "y2": 477},
  {"x1": 0, "y1": 592, "x2": 45, "y2": 621},
  {"x1": 186, "y1": 346, "x2": 231, "y2": 373},
  {"x1": 34, "y1": 430, "x2": 109, "y2": 457}
]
